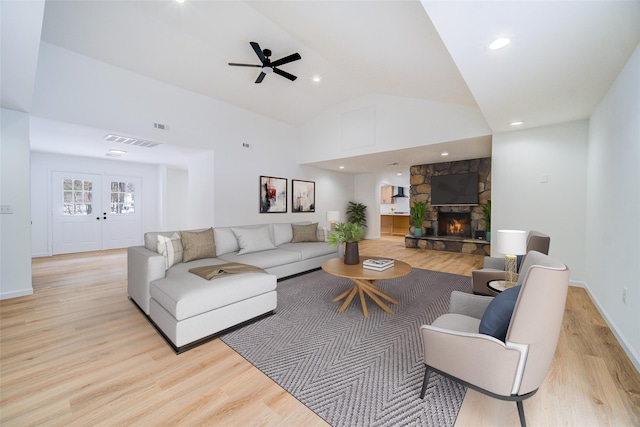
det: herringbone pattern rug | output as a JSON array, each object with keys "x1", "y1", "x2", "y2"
[{"x1": 221, "y1": 268, "x2": 471, "y2": 426}]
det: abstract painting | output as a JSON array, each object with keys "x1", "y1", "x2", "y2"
[
  {"x1": 292, "y1": 180, "x2": 315, "y2": 212},
  {"x1": 260, "y1": 176, "x2": 287, "y2": 213}
]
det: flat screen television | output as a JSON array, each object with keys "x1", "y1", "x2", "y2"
[{"x1": 431, "y1": 172, "x2": 479, "y2": 206}]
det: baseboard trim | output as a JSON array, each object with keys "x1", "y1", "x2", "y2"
[
  {"x1": 582, "y1": 287, "x2": 640, "y2": 373},
  {"x1": 0, "y1": 288, "x2": 34, "y2": 300}
]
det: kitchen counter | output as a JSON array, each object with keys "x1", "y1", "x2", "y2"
[{"x1": 380, "y1": 214, "x2": 410, "y2": 236}]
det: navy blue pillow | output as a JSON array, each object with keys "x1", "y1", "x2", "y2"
[{"x1": 479, "y1": 286, "x2": 521, "y2": 342}]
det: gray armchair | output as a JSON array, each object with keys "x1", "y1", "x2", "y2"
[
  {"x1": 472, "y1": 230, "x2": 550, "y2": 296},
  {"x1": 420, "y1": 251, "x2": 569, "y2": 427}
]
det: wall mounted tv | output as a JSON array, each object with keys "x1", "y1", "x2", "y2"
[{"x1": 431, "y1": 172, "x2": 479, "y2": 206}]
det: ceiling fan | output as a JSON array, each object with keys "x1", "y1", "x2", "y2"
[{"x1": 229, "y1": 41, "x2": 301, "y2": 84}]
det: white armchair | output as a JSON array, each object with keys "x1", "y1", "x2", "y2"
[{"x1": 420, "y1": 250, "x2": 569, "y2": 427}]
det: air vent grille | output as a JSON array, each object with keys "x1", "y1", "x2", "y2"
[{"x1": 104, "y1": 134, "x2": 161, "y2": 148}]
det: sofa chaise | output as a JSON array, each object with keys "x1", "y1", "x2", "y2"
[{"x1": 128, "y1": 222, "x2": 338, "y2": 353}]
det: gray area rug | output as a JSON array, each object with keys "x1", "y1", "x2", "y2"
[{"x1": 220, "y1": 268, "x2": 471, "y2": 426}]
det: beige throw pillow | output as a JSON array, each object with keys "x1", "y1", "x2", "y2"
[
  {"x1": 291, "y1": 223, "x2": 320, "y2": 243},
  {"x1": 181, "y1": 228, "x2": 216, "y2": 262},
  {"x1": 157, "y1": 233, "x2": 183, "y2": 270}
]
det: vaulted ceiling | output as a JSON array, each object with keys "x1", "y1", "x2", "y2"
[{"x1": 3, "y1": 1, "x2": 640, "y2": 172}]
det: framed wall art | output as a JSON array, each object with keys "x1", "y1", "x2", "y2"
[
  {"x1": 260, "y1": 176, "x2": 287, "y2": 213},
  {"x1": 292, "y1": 179, "x2": 315, "y2": 212}
]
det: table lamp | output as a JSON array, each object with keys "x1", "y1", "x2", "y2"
[
  {"x1": 327, "y1": 211, "x2": 340, "y2": 230},
  {"x1": 496, "y1": 230, "x2": 527, "y2": 288}
]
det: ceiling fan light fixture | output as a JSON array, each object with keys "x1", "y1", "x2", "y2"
[
  {"x1": 489, "y1": 37, "x2": 510, "y2": 50},
  {"x1": 229, "y1": 42, "x2": 301, "y2": 83}
]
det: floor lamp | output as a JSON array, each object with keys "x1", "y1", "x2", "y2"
[{"x1": 496, "y1": 230, "x2": 527, "y2": 288}]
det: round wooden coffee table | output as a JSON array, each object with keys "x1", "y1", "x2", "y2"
[{"x1": 321, "y1": 256, "x2": 412, "y2": 317}]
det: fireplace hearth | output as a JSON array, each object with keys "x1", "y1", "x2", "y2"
[{"x1": 437, "y1": 212, "x2": 472, "y2": 239}]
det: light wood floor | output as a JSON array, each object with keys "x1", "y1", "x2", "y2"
[{"x1": 1, "y1": 236, "x2": 639, "y2": 426}]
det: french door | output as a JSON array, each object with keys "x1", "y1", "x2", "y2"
[{"x1": 52, "y1": 172, "x2": 142, "y2": 255}]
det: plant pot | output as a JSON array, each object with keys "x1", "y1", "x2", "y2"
[
  {"x1": 414, "y1": 227, "x2": 423, "y2": 237},
  {"x1": 344, "y1": 242, "x2": 360, "y2": 265}
]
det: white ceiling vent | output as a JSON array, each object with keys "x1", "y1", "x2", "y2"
[{"x1": 104, "y1": 134, "x2": 162, "y2": 148}]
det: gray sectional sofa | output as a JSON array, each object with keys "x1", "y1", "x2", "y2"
[{"x1": 127, "y1": 222, "x2": 339, "y2": 353}]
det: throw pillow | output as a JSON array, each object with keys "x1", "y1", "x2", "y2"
[
  {"x1": 272, "y1": 223, "x2": 294, "y2": 246},
  {"x1": 181, "y1": 228, "x2": 216, "y2": 262},
  {"x1": 213, "y1": 227, "x2": 240, "y2": 255},
  {"x1": 157, "y1": 233, "x2": 183, "y2": 270},
  {"x1": 291, "y1": 223, "x2": 320, "y2": 243},
  {"x1": 231, "y1": 226, "x2": 276, "y2": 255},
  {"x1": 479, "y1": 285, "x2": 521, "y2": 342}
]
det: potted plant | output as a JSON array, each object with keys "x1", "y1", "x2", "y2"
[
  {"x1": 327, "y1": 222, "x2": 366, "y2": 265},
  {"x1": 346, "y1": 201, "x2": 367, "y2": 229},
  {"x1": 411, "y1": 200, "x2": 427, "y2": 237},
  {"x1": 482, "y1": 199, "x2": 491, "y2": 242}
]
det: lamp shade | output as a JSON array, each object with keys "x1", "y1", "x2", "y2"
[
  {"x1": 496, "y1": 230, "x2": 527, "y2": 255},
  {"x1": 326, "y1": 211, "x2": 340, "y2": 222}
]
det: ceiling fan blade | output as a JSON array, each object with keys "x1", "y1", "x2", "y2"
[
  {"x1": 270, "y1": 52, "x2": 301, "y2": 67},
  {"x1": 250, "y1": 41, "x2": 267, "y2": 64},
  {"x1": 255, "y1": 72, "x2": 266, "y2": 84},
  {"x1": 228, "y1": 63, "x2": 262, "y2": 67},
  {"x1": 273, "y1": 68, "x2": 297, "y2": 81}
]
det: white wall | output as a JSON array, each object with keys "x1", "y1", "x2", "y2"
[
  {"x1": 187, "y1": 151, "x2": 216, "y2": 229},
  {"x1": 30, "y1": 43, "x2": 355, "y2": 231},
  {"x1": 492, "y1": 120, "x2": 589, "y2": 283},
  {"x1": 587, "y1": 44, "x2": 640, "y2": 370},
  {"x1": 354, "y1": 173, "x2": 380, "y2": 239},
  {"x1": 1, "y1": 109, "x2": 33, "y2": 299},
  {"x1": 164, "y1": 167, "x2": 189, "y2": 231},
  {"x1": 30, "y1": 151, "x2": 162, "y2": 256},
  {"x1": 297, "y1": 93, "x2": 491, "y2": 165}
]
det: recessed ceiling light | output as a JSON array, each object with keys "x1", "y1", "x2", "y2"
[
  {"x1": 312, "y1": 75, "x2": 321, "y2": 83},
  {"x1": 339, "y1": 165, "x2": 345, "y2": 169},
  {"x1": 510, "y1": 121, "x2": 524, "y2": 126},
  {"x1": 489, "y1": 37, "x2": 510, "y2": 50},
  {"x1": 396, "y1": 172, "x2": 402, "y2": 176},
  {"x1": 107, "y1": 149, "x2": 127, "y2": 156},
  {"x1": 175, "y1": 0, "x2": 185, "y2": 3},
  {"x1": 441, "y1": 152, "x2": 449, "y2": 157}
]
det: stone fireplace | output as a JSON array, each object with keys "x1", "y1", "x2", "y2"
[
  {"x1": 437, "y1": 212, "x2": 472, "y2": 239},
  {"x1": 405, "y1": 157, "x2": 491, "y2": 255}
]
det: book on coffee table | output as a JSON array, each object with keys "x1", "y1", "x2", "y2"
[
  {"x1": 363, "y1": 258, "x2": 394, "y2": 271},
  {"x1": 363, "y1": 264, "x2": 394, "y2": 271}
]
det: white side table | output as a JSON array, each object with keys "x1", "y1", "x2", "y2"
[{"x1": 487, "y1": 280, "x2": 507, "y2": 293}]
